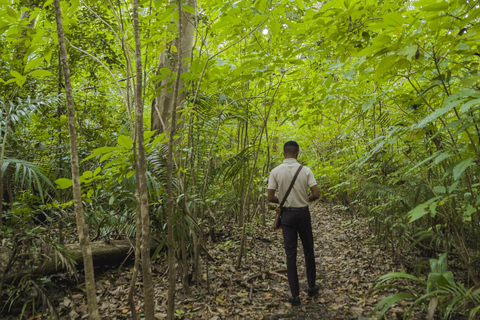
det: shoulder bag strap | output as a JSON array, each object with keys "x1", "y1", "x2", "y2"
[{"x1": 279, "y1": 164, "x2": 303, "y2": 209}]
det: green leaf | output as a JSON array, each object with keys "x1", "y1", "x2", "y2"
[
  {"x1": 408, "y1": 197, "x2": 440, "y2": 223},
  {"x1": 448, "y1": 181, "x2": 459, "y2": 194},
  {"x1": 398, "y1": 45, "x2": 417, "y2": 61},
  {"x1": 295, "y1": 0, "x2": 304, "y2": 10},
  {"x1": 183, "y1": 4, "x2": 195, "y2": 14},
  {"x1": 373, "y1": 292, "x2": 415, "y2": 319},
  {"x1": 93, "y1": 166, "x2": 101, "y2": 176},
  {"x1": 144, "y1": 130, "x2": 156, "y2": 143},
  {"x1": 470, "y1": 305, "x2": 480, "y2": 319},
  {"x1": 375, "y1": 55, "x2": 397, "y2": 80},
  {"x1": 82, "y1": 170, "x2": 93, "y2": 179},
  {"x1": 83, "y1": 146, "x2": 121, "y2": 162},
  {"x1": 7, "y1": 6, "x2": 17, "y2": 18},
  {"x1": 383, "y1": 12, "x2": 403, "y2": 27},
  {"x1": 29, "y1": 69, "x2": 52, "y2": 77},
  {"x1": 429, "y1": 201, "x2": 437, "y2": 217},
  {"x1": 86, "y1": 189, "x2": 94, "y2": 198},
  {"x1": 459, "y1": 99, "x2": 480, "y2": 114},
  {"x1": 44, "y1": 47, "x2": 53, "y2": 63},
  {"x1": 71, "y1": 0, "x2": 79, "y2": 11},
  {"x1": 16, "y1": 75, "x2": 27, "y2": 87},
  {"x1": 463, "y1": 204, "x2": 475, "y2": 218},
  {"x1": 289, "y1": 59, "x2": 304, "y2": 65},
  {"x1": 433, "y1": 186, "x2": 446, "y2": 194},
  {"x1": 55, "y1": 178, "x2": 73, "y2": 189},
  {"x1": 428, "y1": 271, "x2": 455, "y2": 290},
  {"x1": 100, "y1": 152, "x2": 117, "y2": 163},
  {"x1": 362, "y1": 98, "x2": 375, "y2": 111},
  {"x1": 24, "y1": 57, "x2": 44, "y2": 72},
  {"x1": 377, "y1": 272, "x2": 425, "y2": 285},
  {"x1": 10, "y1": 70, "x2": 22, "y2": 78},
  {"x1": 434, "y1": 152, "x2": 452, "y2": 164},
  {"x1": 118, "y1": 135, "x2": 133, "y2": 149},
  {"x1": 453, "y1": 157, "x2": 474, "y2": 180},
  {"x1": 420, "y1": 2, "x2": 449, "y2": 11},
  {"x1": 160, "y1": 67, "x2": 171, "y2": 75},
  {"x1": 413, "y1": 99, "x2": 464, "y2": 129}
]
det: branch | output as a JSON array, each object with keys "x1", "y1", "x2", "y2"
[{"x1": 64, "y1": 38, "x2": 127, "y2": 105}]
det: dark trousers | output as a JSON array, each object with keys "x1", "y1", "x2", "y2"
[{"x1": 281, "y1": 207, "x2": 316, "y2": 297}]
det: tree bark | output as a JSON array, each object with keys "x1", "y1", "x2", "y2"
[
  {"x1": 131, "y1": 0, "x2": 155, "y2": 318},
  {"x1": 0, "y1": 104, "x2": 10, "y2": 229},
  {"x1": 1, "y1": 240, "x2": 160, "y2": 284},
  {"x1": 151, "y1": 0, "x2": 196, "y2": 134},
  {"x1": 52, "y1": 0, "x2": 99, "y2": 318},
  {"x1": 166, "y1": 1, "x2": 184, "y2": 318}
]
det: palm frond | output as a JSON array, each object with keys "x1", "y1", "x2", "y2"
[
  {"x1": 212, "y1": 146, "x2": 254, "y2": 182},
  {"x1": 2, "y1": 158, "x2": 55, "y2": 202}
]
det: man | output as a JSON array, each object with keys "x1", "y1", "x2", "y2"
[{"x1": 267, "y1": 141, "x2": 320, "y2": 306}]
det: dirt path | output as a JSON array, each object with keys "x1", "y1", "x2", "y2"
[
  {"x1": 25, "y1": 202, "x2": 418, "y2": 319},
  {"x1": 149, "y1": 201, "x2": 412, "y2": 319}
]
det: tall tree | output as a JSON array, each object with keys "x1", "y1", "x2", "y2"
[
  {"x1": 52, "y1": 0, "x2": 99, "y2": 318},
  {"x1": 151, "y1": 0, "x2": 196, "y2": 134},
  {"x1": 166, "y1": 0, "x2": 183, "y2": 317},
  {"x1": 132, "y1": 0, "x2": 155, "y2": 318}
]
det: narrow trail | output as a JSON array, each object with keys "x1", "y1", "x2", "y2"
[
  {"x1": 48, "y1": 201, "x2": 419, "y2": 319},
  {"x1": 148, "y1": 201, "x2": 413, "y2": 319}
]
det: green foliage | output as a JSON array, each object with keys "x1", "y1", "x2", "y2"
[
  {"x1": 373, "y1": 254, "x2": 480, "y2": 319},
  {"x1": 1, "y1": 0, "x2": 480, "y2": 317},
  {"x1": 2, "y1": 276, "x2": 58, "y2": 319},
  {"x1": 1, "y1": 192, "x2": 75, "y2": 318}
]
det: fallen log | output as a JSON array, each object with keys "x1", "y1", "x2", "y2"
[{"x1": 2, "y1": 239, "x2": 159, "y2": 284}]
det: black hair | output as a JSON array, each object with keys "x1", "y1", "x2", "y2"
[{"x1": 284, "y1": 141, "x2": 299, "y2": 154}]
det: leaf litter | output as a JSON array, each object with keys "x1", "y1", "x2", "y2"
[{"x1": 4, "y1": 201, "x2": 426, "y2": 319}]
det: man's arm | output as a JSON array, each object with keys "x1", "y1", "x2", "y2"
[
  {"x1": 267, "y1": 189, "x2": 279, "y2": 203},
  {"x1": 308, "y1": 185, "x2": 320, "y2": 202}
]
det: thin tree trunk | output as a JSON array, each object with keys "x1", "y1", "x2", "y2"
[
  {"x1": 188, "y1": 117, "x2": 202, "y2": 283},
  {"x1": 166, "y1": 1, "x2": 183, "y2": 318},
  {"x1": 132, "y1": 0, "x2": 155, "y2": 318},
  {"x1": 0, "y1": 103, "x2": 10, "y2": 229},
  {"x1": 127, "y1": 198, "x2": 142, "y2": 320},
  {"x1": 52, "y1": 0, "x2": 99, "y2": 318},
  {"x1": 236, "y1": 73, "x2": 285, "y2": 269},
  {"x1": 180, "y1": 213, "x2": 189, "y2": 293}
]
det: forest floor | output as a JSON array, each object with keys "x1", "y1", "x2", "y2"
[{"x1": 4, "y1": 201, "x2": 427, "y2": 319}]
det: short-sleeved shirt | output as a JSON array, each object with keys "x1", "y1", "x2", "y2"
[{"x1": 267, "y1": 158, "x2": 317, "y2": 208}]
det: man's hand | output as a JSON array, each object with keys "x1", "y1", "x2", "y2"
[
  {"x1": 267, "y1": 189, "x2": 279, "y2": 203},
  {"x1": 308, "y1": 185, "x2": 320, "y2": 202}
]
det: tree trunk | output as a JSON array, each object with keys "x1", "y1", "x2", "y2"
[
  {"x1": 151, "y1": 0, "x2": 196, "y2": 134},
  {"x1": 131, "y1": 0, "x2": 155, "y2": 318},
  {"x1": 52, "y1": 1, "x2": 99, "y2": 318},
  {"x1": 166, "y1": 1, "x2": 184, "y2": 317},
  {"x1": 127, "y1": 197, "x2": 142, "y2": 320},
  {"x1": 188, "y1": 118, "x2": 202, "y2": 283},
  {"x1": 1, "y1": 240, "x2": 160, "y2": 284},
  {"x1": 0, "y1": 104, "x2": 10, "y2": 229}
]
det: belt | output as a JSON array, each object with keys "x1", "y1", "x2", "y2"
[{"x1": 282, "y1": 206, "x2": 308, "y2": 211}]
